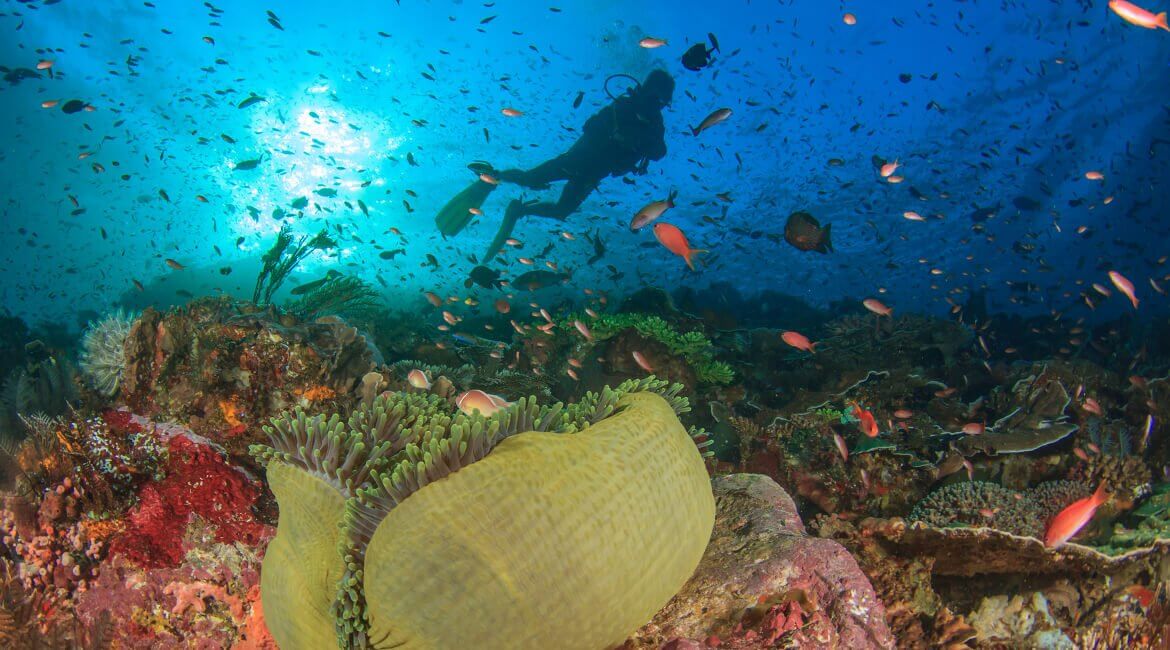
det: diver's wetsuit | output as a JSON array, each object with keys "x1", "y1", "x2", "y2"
[{"x1": 496, "y1": 92, "x2": 667, "y2": 220}]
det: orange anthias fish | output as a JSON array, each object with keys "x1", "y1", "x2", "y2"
[
  {"x1": 781, "y1": 331, "x2": 816, "y2": 353},
  {"x1": 1109, "y1": 0, "x2": 1169, "y2": 30},
  {"x1": 1108, "y1": 270, "x2": 1139, "y2": 309},
  {"x1": 849, "y1": 402, "x2": 879, "y2": 438},
  {"x1": 862, "y1": 298, "x2": 893, "y2": 317},
  {"x1": 1044, "y1": 483, "x2": 1109, "y2": 547},
  {"x1": 653, "y1": 222, "x2": 707, "y2": 270}
]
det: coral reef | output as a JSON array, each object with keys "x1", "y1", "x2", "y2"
[
  {"x1": 251, "y1": 377, "x2": 713, "y2": 649},
  {"x1": 78, "y1": 309, "x2": 137, "y2": 398},
  {"x1": 119, "y1": 297, "x2": 377, "y2": 457}
]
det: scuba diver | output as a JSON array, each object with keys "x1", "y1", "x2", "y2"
[{"x1": 434, "y1": 69, "x2": 675, "y2": 261}]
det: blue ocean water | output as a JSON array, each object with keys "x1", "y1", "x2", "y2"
[{"x1": 0, "y1": 0, "x2": 1167, "y2": 329}]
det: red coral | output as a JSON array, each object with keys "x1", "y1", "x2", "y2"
[
  {"x1": 110, "y1": 435, "x2": 265, "y2": 568},
  {"x1": 100, "y1": 408, "x2": 143, "y2": 435}
]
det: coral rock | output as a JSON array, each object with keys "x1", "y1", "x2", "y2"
[
  {"x1": 628, "y1": 473, "x2": 894, "y2": 649},
  {"x1": 110, "y1": 434, "x2": 269, "y2": 568}
]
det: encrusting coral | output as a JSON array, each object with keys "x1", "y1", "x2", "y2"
[
  {"x1": 78, "y1": 310, "x2": 136, "y2": 398},
  {"x1": 909, "y1": 480, "x2": 1090, "y2": 539},
  {"x1": 251, "y1": 376, "x2": 715, "y2": 649}
]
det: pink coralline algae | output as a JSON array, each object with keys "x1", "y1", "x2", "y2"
[{"x1": 110, "y1": 434, "x2": 267, "y2": 568}]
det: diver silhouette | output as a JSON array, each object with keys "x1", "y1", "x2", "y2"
[{"x1": 434, "y1": 69, "x2": 675, "y2": 261}]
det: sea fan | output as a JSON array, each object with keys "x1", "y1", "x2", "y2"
[{"x1": 79, "y1": 310, "x2": 137, "y2": 397}]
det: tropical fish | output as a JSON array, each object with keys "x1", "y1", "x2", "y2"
[
  {"x1": 784, "y1": 212, "x2": 833, "y2": 253},
  {"x1": 1044, "y1": 483, "x2": 1109, "y2": 547},
  {"x1": 1108, "y1": 0, "x2": 1169, "y2": 30},
  {"x1": 681, "y1": 33, "x2": 718, "y2": 71},
  {"x1": 781, "y1": 331, "x2": 816, "y2": 353},
  {"x1": 862, "y1": 298, "x2": 893, "y2": 316},
  {"x1": 630, "y1": 190, "x2": 677, "y2": 230},
  {"x1": 1108, "y1": 271, "x2": 1139, "y2": 308},
  {"x1": 849, "y1": 403, "x2": 879, "y2": 438},
  {"x1": 639, "y1": 37, "x2": 667, "y2": 48},
  {"x1": 233, "y1": 157, "x2": 263, "y2": 171},
  {"x1": 237, "y1": 94, "x2": 265, "y2": 109},
  {"x1": 407, "y1": 369, "x2": 431, "y2": 390},
  {"x1": 573, "y1": 319, "x2": 594, "y2": 341},
  {"x1": 653, "y1": 223, "x2": 706, "y2": 270},
  {"x1": 164, "y1": 258, "x2": 185, "y2": 270},
  {"x1": 465, "y1": 265, "x2": 504, "y2": 290},
  {"x1": 456, "y1": 389, "x2": 511, "y2": 417},
  {"x1": 501, "y1": 107, "x2": 523, "y2": 117},
  {"x1": 290, "y1": 270, "x2": 341, "y2": 295},
  {"x1": 632, "y1": 351, "x2": 654, "y2": 372},
  {"x1": 513, "y1": 270, "x2": 569, "y2": 291},
  {"x1": 690, "y1": 108, "x2": 731, "y2": 136}
]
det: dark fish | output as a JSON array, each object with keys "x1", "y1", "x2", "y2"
[
  {"x1": 234, "y1": 157, "x2": 262, "y2": 171},
  {"x1": 681, "y1": 43, "x2": 715, "y2": 71},
  {"x1": 237, "y1": 94, "x2": 265, "y2": 109},
  {"x1": 379, "y1": 248, "x2": 405, "y2": 260},
  {"x1": 513, "y1": 270, "x2": 569, "y2": 291},
  {"x1": 584, "y1": 228, "x2": 605, "y2": 264},
  {"x1": 967, "y1": 203, "x2": 1001, "y2": 223},
  {"x1": 1012, "y1": 196, "x2": 1042, "y2": 211},
  {"x1": 465, "y1": 265, "x2": 503, "y2": 290},
  {"x1": 61, "y1": 99, "x2": 86, "y2": 114},
  {"x1": 784, "y1": 211, "x2": 833, "y2": 254},
  {"x1": 290, "y1": 196, "x2": 308, "y2": 209},
  {"x1": 315, "y1": 188, "x2": 337, "y2": 197},
  {"x1": 572, "y1": 91, "x2": 584, "y2": 108},
  {"x1": 2, "y1": 67, "x2": 40, "y2": 85},
  {"x1": 290, "y1": 270, "x2": 341, "y2": 295}
]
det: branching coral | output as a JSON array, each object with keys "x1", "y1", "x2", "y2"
[
  {"x1": 251, "y1": 377, "x2": 714, "y2": 649},
  {"x1": 560, "y1": 312, "x2": 734, "y2": 384},
  {"x1": 78, "y1": 310, "x2": 136, "y2": 398}
]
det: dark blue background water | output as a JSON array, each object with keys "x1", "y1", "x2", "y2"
[{"x1": 1, "y1": 0, "x2": 1167, "y2": 331}]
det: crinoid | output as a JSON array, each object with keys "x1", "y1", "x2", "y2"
[{"x1": 79, "y1": 310, "x2": 137, "y2": 398}]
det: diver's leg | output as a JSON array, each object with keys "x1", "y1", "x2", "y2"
[
  {"x1": 497, "y1": 155, "x2": 573, "y2": 189},
  {"x1": 483, "y1": 178, "x2": 598, "y2": 260},
  {"x1": 514, "y1": 176, "x2": 599, "y2": 220}
]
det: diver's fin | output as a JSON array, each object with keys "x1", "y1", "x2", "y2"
[
  {"x1": 483, "y1": 199, "x2": 524, "y2": 262},
  {"x1": 435, "y1": 179, "x2": 497, "y2": 237}
]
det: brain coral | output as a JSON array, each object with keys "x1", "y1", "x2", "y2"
[{"x1": 251, "y1": 376, "x2": 715, "y2": 650}]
